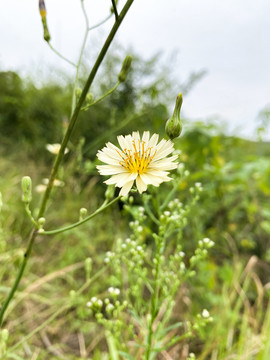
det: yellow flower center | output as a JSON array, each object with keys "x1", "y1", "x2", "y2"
[{"x1": 118, "y1": 140, "x2": 156, "y2": 174}]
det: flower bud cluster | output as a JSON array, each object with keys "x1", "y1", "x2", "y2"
[
  {"x1": 104, "y1": 251, "x2": 116, "y2": 264},
  {"x1": 193, "y1": 308, "x2": 213, "y2": 330},
  {"x1": 190, "y1": 238, "x2": 215, "y2": 267},
  {"x1": 159, "y1": 199, "x2": 188, "y2": 238},
  {"x1": 86, "y1": 291, "x2": 128, "y2": 336}
]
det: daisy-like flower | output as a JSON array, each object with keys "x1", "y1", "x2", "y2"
[{"x1": 96, "y1": 131, "x2": 178, "y2": 196}]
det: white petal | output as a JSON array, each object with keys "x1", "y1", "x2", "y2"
[
  {"x1": 119, "y1": 180, "x2": 134, "y2": 196},
  {"x1": 150, "y1": 162, "x2": 178, "y2": 170},
  {"x1": 97, "y1": 152, "x2": 121, "y2": 166},
  {"x1": 142, "y1": 131, "x2": 150, "y2": 143},
  {"x1": 97, "y1": 165, "x2": 127, "y2": 175},
  {"x1": 147, "y1": 133, "x2": 159, "y2": 148},
  {"x1": 154, "y1": 143, "x2": 174, "y2": 161},
  {"x1": 104, "y1": 173, "x2": 131, "y2": 185},
  {"x1": 100, "y1": 147, "x2": 123, "y2": 161},
  {"x1": 152, "y1": 154, "x2": 178, "y2": 164},
  {"x1": 117, "y1": 135, "x2": 130, "y2": 152},
  {"x1": 116, "y1": 172, "x2": 137, "y2": 187},
  {"x1": 136, "y1": 176, "x2": 147, "y2": 193},
  {"x1": 132, "y1": 131, "x2": 140, "y2": 141},
  {"x1": 140, "y1": 173, "x2": 162, "y2": 186}
]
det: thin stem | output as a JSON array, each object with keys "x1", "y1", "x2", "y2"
[
  {"x1": 25, "y1": 204, "x2": 39, "y2": 229},
  {"x1": 82, "y1": 82, "x2": 120, "y2": 111},
  {"x1": 0, "y1": 0, "x2": 134, "y2": 327},
  {"x1": 71, "y1": 0, "x2": 90, "y2": 115},
  {"x1": 111, "y1": 0, "x2": 119, "y2": 20},
  {"x1": 42, "y1": 196, "x2": 120, "y2": 236},
  {"x1": 145, "y1": 236, "x2": 163, "y2": 360},
  {"x1": 0, "y1": 229, "x2": 37, "y2": 327},
  {"x1": 47, "y1": 42, "x2": 77, "y2": 68},
  {"x1": 88, "y1": 14, "x2": 112, "y2": 31},
  {"x1": 160, "y1": 179, "x2": 179, "y2": 211}
]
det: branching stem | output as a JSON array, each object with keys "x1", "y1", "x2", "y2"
[{"x1": 0, "y1": 0, "x2": 134, "y2": 327}]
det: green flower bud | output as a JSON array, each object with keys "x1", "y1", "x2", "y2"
[
  {"x1": 38, "y1": 217, "x2": 46, "y2": 229},
  {"x1": 105, "y1": 185, "x2": 115, "y2": 201},
  {"x1": 166, "y1": 93, "x2": 183, "y2": 140},
  {"x1": 42, "y1": 17, "x2": 51, "y2": 42},
  {"x1": 1, "y1": 329, "x2": 9, "y2": 342},
  {"x1": 21, "y1": 176, "x2": 32, "y2": 203},
  {"x1": 75, "y1": 88, "x2": 82, "y2": 99},
  {"x1": 86, "y1": 93, "x2": 93, "y2": 104},
  {"x1": 39, "y1": 1, "x2": 51, "y2": 42},
  {"x1": 118, "y1": 55, "x2": 132, "y2": 83},
  {"x1": 85, "y1": 257, "x2": 92, "y2": 279},
  {"x1": 80, "y1": 208, "x2": 87, "y2": 221}
]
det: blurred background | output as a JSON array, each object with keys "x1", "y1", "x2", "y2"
[{"x1": 1, "y1": 0, "x2": 270, "y2": 138}]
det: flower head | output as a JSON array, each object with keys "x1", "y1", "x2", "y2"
[{"x1": 96, "y1": 131, "x2": 178, "y2": 196}]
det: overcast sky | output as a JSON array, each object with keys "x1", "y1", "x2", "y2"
[{"x1": 1, "y1": 0, "x2": 270, "y2": 138}]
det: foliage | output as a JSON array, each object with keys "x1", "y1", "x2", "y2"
[{"x1": 1, "y1": 6, "x2": 270, "y2": 358}]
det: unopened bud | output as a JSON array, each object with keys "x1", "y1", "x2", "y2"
[
  {"x1": 85, "y1": 257, "x2": 92, "y2": 279},
  {"x1": 118, "y1": 55, "x2": 132, "y2": 83},
  {"x1": 80, "y1": 208, "x2": 87, "y2": 221},
  {"x1": 39, "y1": 0, "x2": 51, "y2": 42},
  {"x1": 110, "y1": 0, "x2": 119, "y2": 13},
  {"x1": 21, "y1": 176, "x2": 32, "y2": 203},
  {"x1": 105, "y1": 185, "x2": 115, "y2": 201},
  {"x1": 86, "y1": 93, "x2": 93, "y2": 104},
  {"x1": 75, "y1": 88, "x2": 82, "y2": 99},
  {"x1": 166, "y1": 93, "x2": 183, "y2": 140},
  {"x1": 1, "y1": 329, "x2": 9, "y2": 342},
  {"x1": 38, "y1": 217, "x2": 46, "y2": 229}
]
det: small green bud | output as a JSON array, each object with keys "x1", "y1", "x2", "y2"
[
  {"x1": 118, "y1": 55, "x2": 133, "y2": 83},
  {"x1": 75, "y1": 88, "x2": 82, "y2": 99},
  {"x1": 38, "y1": 217, "x2": 45, "y2": 226},
  {"x1": 110, "y1": 0, "x2": 119, "y2": 13},
  {"x1": 1, "y1": 329, "x2": 9, "y2": 342},
  {"x1": 69, "y1": 290, "x2": 76, "y2": 304},
  {"x1": 166, "y1": 93, "x2": 183, "y2": 140},
  {"x1": 21, "y1": 176, "x2": 32, "y2": 203},
  {"x1": 85, "y1": 257, "x2": 92, "y2": 279},
  {"x1": 105, "y1": 185, "x2": 115, "y2": 201},
  {"x1": 86, "y1": 93, "x2": 93, "y2": 104},
  {"x1": 80, "y1": 208, "x2": 87, "y2": 221},
  {"x1": 41, "y1": 17, "x2": 51, "y2": 42}
]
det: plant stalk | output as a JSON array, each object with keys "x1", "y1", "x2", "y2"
[{"x1": 0, "y1": 0, "x2": 134, "y2": 327}]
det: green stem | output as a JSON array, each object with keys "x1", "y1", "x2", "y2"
[
  {"x1": 111, "y1": 0, "x2": 119, "y2": 20},
  {"x1": 88, "y1": 14, "x2": 112, "y2": 31},
  {"x1": 42, "y1": 196, "x2": 120, "y2": 235},
  {"x1": 160, "y1": 179, "x2": 179, "y2": 211},
  {"x1": 71, "y1": 0, "x2": 90, "y2": 115},
  {"x1": 0, "y1": 229, "x2": 37, "y2": 327},
  {"x1": 0, "y1": 0, "x2": 134, "y2": 328},
  {"x1": 145, "y1": 236, "x2": 163, "y2": 359},
  {"x1": 25, "y1": 204, "x2": 39, "y2": 229},
  {"x1": 82, "y1": 82, "x2": 120, "y2": 111},
  {"x1": 47, "y1": 42, "x2": 76, "y2": 68}
]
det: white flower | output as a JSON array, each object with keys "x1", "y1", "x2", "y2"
[
  {"x1": 46, "y1": 143, "x2": 69, "y2": 155},
  {"x1": 96, "y1": 131, "x2": 178, "y2": 196}
]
